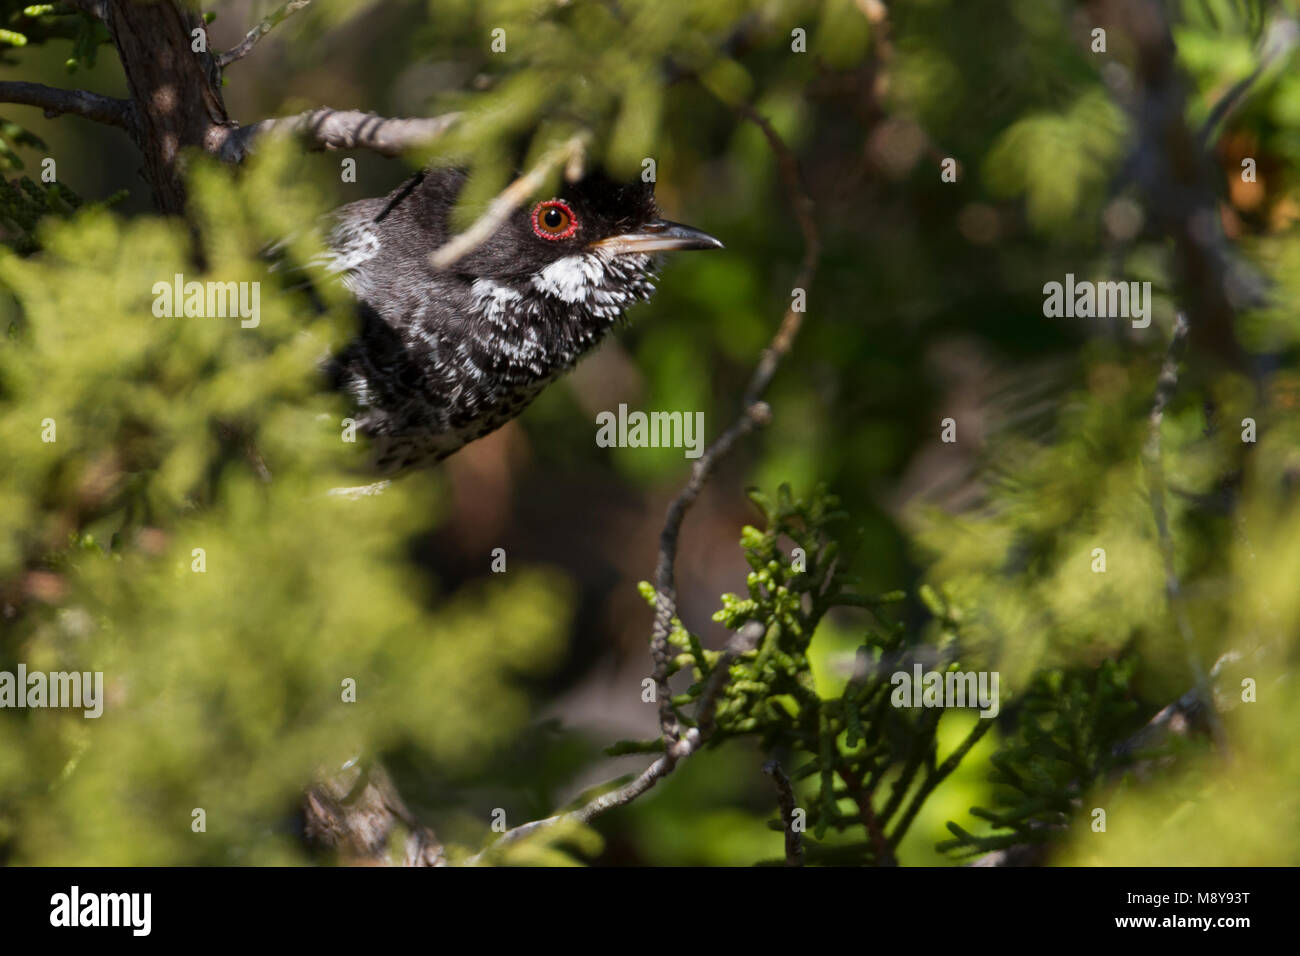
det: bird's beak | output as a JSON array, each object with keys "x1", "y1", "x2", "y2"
[{"x1": 591, "y1": 219, "x2": 724, "y2": 255}]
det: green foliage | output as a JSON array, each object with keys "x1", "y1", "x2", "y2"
[
  {"x1": 892, "y1": 0, "x2": 1300, "y2": 866},
  {"x1": 0, "y1": 119, "x2": 44, "y2": 171},
  {"x1": 0, "y1": 173, "x2": 79, "y2": 251},
  {"x1": 630, "y1": 484, "x2": 995, "y2": 866},
  {"x1": 1057, "y1": 685, "x2": 1300, "y2": 865},
  {"x1": 1, "y1": 0, "x2": 1297, "y2": 868},
  {"x1": 0, "y1": 144, "x2": 571, "y2": 864},
  {"x1": 940, "y1": 660, "x2": 1143, "y2": 859},
  {"x1": 0, "y1": 1, "x2": 110, "y2": 72},
  {"x1": 413, "y1": 0, "x2": 836, "y2": 215},
  {"x1": 983, "y1": 90, "x2": 1126, "y2": 234}
]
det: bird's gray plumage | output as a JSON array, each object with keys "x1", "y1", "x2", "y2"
[{"x1": 320, "y1": 167, "x2": 715, "y2": 473}]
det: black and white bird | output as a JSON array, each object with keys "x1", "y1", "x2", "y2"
[{"x1": 319, "y1": 167, "x2": 723, "y2": 474}]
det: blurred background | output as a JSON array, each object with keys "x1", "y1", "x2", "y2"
[{"x1": 1, "y1": 0, "x2": 1298, "y2": 865}]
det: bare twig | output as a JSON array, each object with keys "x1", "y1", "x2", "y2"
[
  {"x1": 428, "y1": 134, "x2": 589, "y2": 271},
  {"x1": 219, "y1": 108, "x2": 461, "y2": 163},
  {"x1": 650, "y1": 101, "x2": 820, "y2": 742},
  {"x1": 217, "y1": 0, "x2": 313, "y2": 69},
  {"x1": 0, "y1": 80, "x2": 132, "y2": 129},
  {"x1": 1114, "y1": 651, "x2": 1240, "y2": 766},
  {"x1": 468, "y1": 622, "x2": 763, "y2": 864},
  {"x1": 649, "y1": 404, "x2": 770, "y2": 739},
  {"x1": 1142, "y1": 313, "x2": 1226, "y2": 749},
  {"x1": 763, "y1": 760, "x2": 804, "y2": 866}
]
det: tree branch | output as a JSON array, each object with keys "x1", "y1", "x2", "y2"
[
  {"x1": 217, "y1": 0, "x2": 314, "y2": 69},
  {"x1": 889, "y1": 716, "x2": 995, "y2": 851},
  {"x1": 763, "y1": 760, "x2": 804, "y2": 866},
  {"x1": 467, "y1": 622, "x2": 764, "y2": 864},
  {"x1": 103, "y1": 0, "x2": 229, "y2": 214},
  {"x1": 649, "y1": 99, "x2": 820, "y2": 742},
  {"x1": 1142, "y1": 312, "x2": 1227, "y2": 749},
  {"x1": 0, "y1": 80, "x2": 132, "y2": 129},
  {"x1": 836, "y1": 762, "x2": 896, "y2": 865},
  {"x1": 219, "y1": 108, "x2": 461, "y2": 163}
]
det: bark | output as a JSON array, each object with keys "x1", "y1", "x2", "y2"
[
  {"x1": 1, "y1": 2, "x2": 457, "y2": 215},
  {"x1": 105, "y1": 0, "x2": 232, "y2": 214}
]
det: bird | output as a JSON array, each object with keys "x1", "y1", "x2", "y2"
[{"x1": 318, "y1": 167, "x2": 723, "y2": 474}]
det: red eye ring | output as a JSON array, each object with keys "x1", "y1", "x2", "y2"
[{"x1": 531, "y1": 199, "x2": 579, "y2": 240}]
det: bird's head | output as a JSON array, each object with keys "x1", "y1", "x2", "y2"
[{"x1": 451, "y1": 170, "x2": 723, "y2": 307}]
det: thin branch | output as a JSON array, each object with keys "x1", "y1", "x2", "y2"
[
  {"x1": 649, "y1": 404, "x2": 770, "y2": 739},
  {"x1": 467, "y1": 623, "x2": 763, "y2": 864},
  {"x1": 1114, "y1": 651, "x2": 1239, "y2": 765},
  {"x1": 428, "y1": 134, "x2": 589, "y2": 271},
  {"x1": 650, "y1": 101, "x2": 820, "y2": 742},
  {"x1": 1142, "y1": 312, "x2": 1226, "y2": 748},
  {"x1": 217, "y1": 0, "x2": 313, "y2": 69},
  {"x1": 729, "y1": 103, "x2": 820, "y2": 407},
  {"x1": 763, "y1": 760, "x2": 804, "y2": 866},
  {"x1": 695, "y1": 621, "x2": 763, "y2": 737},
  {"x1": 888, "y1": 716, "x2": 995, "y2": 850},
  {"x1": 836, "y1": 763, "x2": 896, "y2": 865},
  {"x1": 0, "y1": 80, "x2": 132, "y2": 129},
  {"x1": 218, "y1": 108, "x2": 461, "y2": 163}
]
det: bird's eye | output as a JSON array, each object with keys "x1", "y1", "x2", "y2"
[{"x1": 531, "y1": 200, "x2": 578, "y2": 240}]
